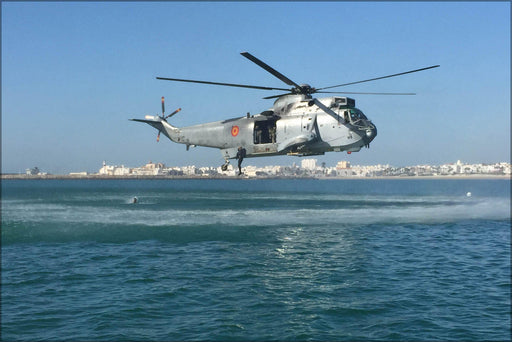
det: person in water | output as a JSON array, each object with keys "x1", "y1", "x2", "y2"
[{"x1": 236, "y1": 146, "x2": 246, "y2": 176}]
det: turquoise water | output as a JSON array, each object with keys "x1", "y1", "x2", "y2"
[{"x1": 1, "y1": 179, "x2": 510, "y2": 341}]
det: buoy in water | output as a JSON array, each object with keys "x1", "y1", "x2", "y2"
[{"x1": 466, "y1": 192, "x2": 472, "y2": 197}]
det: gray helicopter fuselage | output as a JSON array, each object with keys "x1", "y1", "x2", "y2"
[
  {"x1": 132, "y1": 52, "x2": 439, "y2": 166},
  {"x1": 144, "y1": 95, "x2": 377, "y2": 160}
]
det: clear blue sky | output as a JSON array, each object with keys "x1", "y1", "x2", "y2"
[{"x1": 2, "y1": 2, "x2": 510, "y2": 174}]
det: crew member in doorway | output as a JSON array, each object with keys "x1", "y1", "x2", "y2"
[
  {"x1": 269, "y1": 126, "x2": 276, "y2": 143},
  {"x1": 236, "y1": 146, "x2": 246, "y2": 176},
  {"x1": 255, "y1": 129, "x2": 262, "y2": 144}
]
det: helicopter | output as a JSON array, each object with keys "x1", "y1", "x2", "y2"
[{"x1": 131, "y1": 52, "x2": 439, "y2": 171}]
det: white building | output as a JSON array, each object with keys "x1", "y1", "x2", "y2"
[
  {"x1": 181, "y1": 165, "x2": 198, "y2": 176},
  {"x1": 26, "y1": 167, "x2": 42, "y2": 175},
  {"x1": 99, "y1": 161, "x2": 131, "y2": 176},
  {"x1": 69, "y1": 172, "x2": 89, "y2": 176},
  {"x1": 301, "y1": 159, "x2": 317, "y2": 170},
  {"x1": 336, "y1": 161, "x2": 350, "y2": 169}
]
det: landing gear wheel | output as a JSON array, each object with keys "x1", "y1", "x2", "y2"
[{"x1": 221, "y1": 160, "x2": 230, "y2": 171}]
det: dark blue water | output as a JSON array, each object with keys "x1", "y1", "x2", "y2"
[{"x1": 2, "y1": 179, "x2": 510, "y2": 341}]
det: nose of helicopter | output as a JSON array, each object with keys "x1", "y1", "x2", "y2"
[{"x1": 364, "y1": 125, "x2": 377, "y2": 146}]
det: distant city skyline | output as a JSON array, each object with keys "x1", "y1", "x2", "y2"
[
  {"x1": 2, "y1": 2, "x2": 510, "y2": 174},
  {"x1": 15, "y1": 159, "x2": 512, "y2": 178}
]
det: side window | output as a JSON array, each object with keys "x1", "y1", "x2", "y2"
[{"x1": 344, "y1": 111, "x2": 349, "y2": 122}]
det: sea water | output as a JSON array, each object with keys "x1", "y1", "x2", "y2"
[{"x1": 1, "y1": 179, "x2": 510, "y2": 341}]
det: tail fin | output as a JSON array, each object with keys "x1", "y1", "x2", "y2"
[
  {"x1": 130, "y1": 116, "x2": 166, "y2": 131},
  {"x1": 131, "y1": 113, "x2": 179, "y2": 128},
  {"x1": 130, "y1": 115, "x2": 179, "y2": 143}
]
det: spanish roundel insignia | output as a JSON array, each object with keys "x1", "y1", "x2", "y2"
[{"x1": 231, "y1": 125, "x2": 239, "y2": 137}]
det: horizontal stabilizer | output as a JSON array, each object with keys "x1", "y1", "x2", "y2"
[{"x1": 130, "y1": 118, "x2": 165, "y2": 131}]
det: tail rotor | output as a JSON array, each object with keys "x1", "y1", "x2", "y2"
[
  {"x1": 156, "y1": 96, "x2": 181, "y2": 142},
  {"x1": 161, "y1": 96, "x2": 165, "y2": 118}
]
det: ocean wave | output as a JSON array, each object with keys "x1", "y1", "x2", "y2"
[{"x1": 3, "y1": 194, "x2": 510, "y2": 224}]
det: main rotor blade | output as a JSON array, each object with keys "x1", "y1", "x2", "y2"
[
  {"x1": 316, "y1": 91, "x2": 416, "y2": 95},
  {"x1": 317, "y1": 65, "x2": 440, "y2": 91},
  {"x1": 263, "y1": 90, "x2": 415, "y2": 99},
  {"x1": 311, "y1": 98, "x2": 342, "y2": 123},
  {"x1": 156, "y1": 77, "x2": 289, "y2": 92},
  {"x1": 241, "y1": 52, "x2": 302, "y2": 89},
  {"x1": 263, "y1": 93, "x2": 294, "y2": 100}
]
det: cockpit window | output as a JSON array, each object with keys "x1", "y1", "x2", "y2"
[{"x1": 347, "y1": 109, "x2": 368, "y2": 123}]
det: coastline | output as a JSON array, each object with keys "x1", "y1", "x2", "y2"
[{"x1": 1, "y1": 174, "x2": 510, "y2": 180}]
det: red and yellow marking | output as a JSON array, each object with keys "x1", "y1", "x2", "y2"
[{"x1": 231, "y1": 125, "x2": 239, "y2": 137}]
